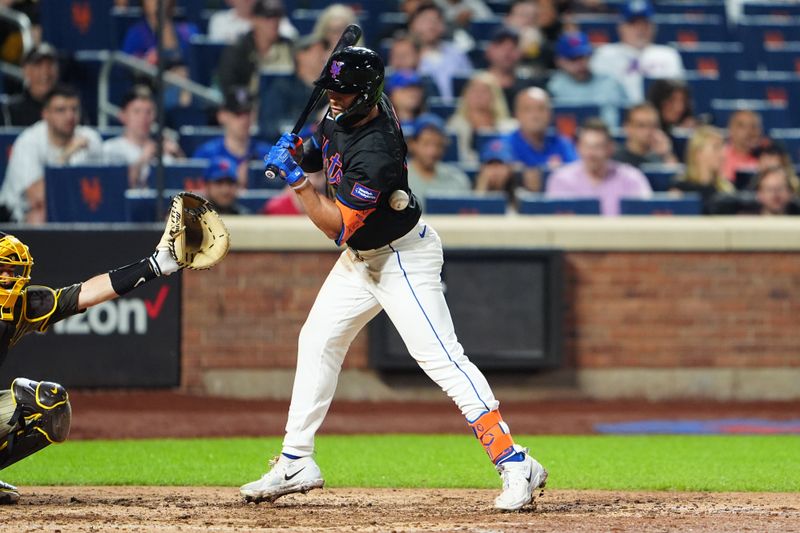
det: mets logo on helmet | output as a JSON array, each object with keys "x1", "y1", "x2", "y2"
[{"x1": 330, "y1": 60, "x2": 344, "y2": 79}]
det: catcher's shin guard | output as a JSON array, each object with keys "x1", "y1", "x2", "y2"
[{"x1": 0, "y1": 378, "x2": 71, "y2": 471}]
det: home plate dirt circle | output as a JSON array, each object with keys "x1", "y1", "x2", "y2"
[{"x1": 3, "y1": 486, "x2": 798, "y2": 532}]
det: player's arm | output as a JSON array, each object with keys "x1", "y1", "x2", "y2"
[{"x1": 293, "y1": 182, "x2": 344, "y2": 240}]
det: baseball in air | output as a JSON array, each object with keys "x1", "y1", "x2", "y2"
[{"x1": 389, "y1": 190, "x2": 409, "y2": 211}]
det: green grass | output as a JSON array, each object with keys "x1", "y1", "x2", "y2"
[{"x1": 3, "y1": 435, "x2": 799, "y2": 492}]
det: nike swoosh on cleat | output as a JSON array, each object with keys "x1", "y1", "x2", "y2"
[
  {"x1": 419, "y1": 225, "x2": 427, "y2": 238},
  {"x1": 284, "y1": 467, "x2": 306, "y2": 481}
]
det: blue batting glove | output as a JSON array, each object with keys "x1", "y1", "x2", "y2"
[
  {"x1": 275, "y1": 132, "x2": 301, "y2": 152},
  {"x1": 264, "y1": 146, "x2": 304, "y2": 185}
]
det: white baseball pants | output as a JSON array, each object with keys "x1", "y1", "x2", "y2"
[{"x1": 282, "y1": 219, "x2": 499, "y2": 457}]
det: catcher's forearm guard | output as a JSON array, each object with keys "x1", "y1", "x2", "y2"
[
  {"x1": 108, "y1": 256, "x2": 160, "y2": 296},
  {"x1": 0, "y1": 378, "x2": 71, "y2": 471}
]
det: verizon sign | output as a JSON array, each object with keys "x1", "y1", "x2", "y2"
[{"x1": 0, "y1": 228, "x2": 181, "y2": 387}]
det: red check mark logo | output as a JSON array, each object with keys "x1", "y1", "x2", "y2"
[{"x1": 145, "y1": 285, "x2": 169, "y2": 319}]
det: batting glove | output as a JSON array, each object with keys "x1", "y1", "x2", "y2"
[{"x1": 264, "y1": 145, "x2": 305, "y2": 186}]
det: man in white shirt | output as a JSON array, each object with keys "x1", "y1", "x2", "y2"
[
  {"x1": 102, "y1": 85, "x2": 182, "y2": 188},
  {"x1": 590, "y1": 0, "x2": 685, "y2": 103},
  {"x1": 0, "y1": 85, "x2": 103, "y2": 224},
  {"x1": 208, "y1": 0, "x2": 297, "y2": 44}
]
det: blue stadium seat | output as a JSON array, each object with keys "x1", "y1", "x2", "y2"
[
  {"x1": 428, "y1": 99, "x2": 457, "y2": 121},
  {"x1": 655, "y1": 1, "x2": 727, "y2": 19},
  {"x1": 474, "y1": 132, "x2": 505, "y2": 157},
  {"x1": 652, "y1": 14, "x2": 729, "y2": 45},
  {"x1": 147, "y1": 160, "x2": 208, "y2": 190},
  {"x1": 517, "y1": 194, "x2": 601, "y2": 215},
  {"x1": 71, "y1": 50, "x2": 135, "y2": 126},
  {"x1": 248, "y1": 162, "x2": 288, "y2": 190},
  {"x1": 761, "y1": 42, "x2": 800, "y2": 73},
  {"x1": 442, "y1": 133, "x2": 460, "y2": 163},
  {"x1": 640, "y1": 164, "x2": 682, "y2": 192},
  {"x1": 98, "y1": 127, "x2": 125, "y2": 141},
  {"x1": 178, "y1": 126, "x2": 224, "y2": 157},
  {"x1": 467, "y1": 42, "x2": 489, "y2": 70},
  {"x1": 620, "y1": 194, "x2": 702, "y2": 215},
  {"x1": 469, "y1": 18, "x2": 503, "y2": 41},
  {"x1": 45, "y1": 165, "x2": 128, "y2": 222},
  {"x1": 674, "y1": 42, "x2": 743, "y2": 79},
  {"x1": 552, "y1": 104, "x2": 601, "y2": 139},
  {"x1": 738, "y1": 17, "x2": 800, "y2": 57},
  {"x1": 188, "y1": 35, "x2": 226, "y2": 87},
  {"x1": 743, "y1": 2, "x2": 800, "y2": 17},
  {"x1": 426, "y1": 192, "x2": 507, "y2": 214},
  {"x1": 237, "y1": 189, "x2": 282, "y2": 213},
  {"x1": 734, "y1": 71, "x2": 800, "y2": 118},
  {"x1": 0, "y1": 127, "x2": 25, "y2": 189},
  {"x1": 710, "y1": 99, "x2": 792, "y2": 131},
  {"x1": 572, "y1": 14, "x2": 618, "y2": 45},
  {"x1": 124, "y1": 188, "x2": 183, "y2": 222},
  {"x1": 40, "y1": 0, "x2": 113, "y2": 51},
  {"x1": 111, "y1": 7, "x2": 143, "y2": 49},
  {"x1": 768, "y1": 128, "x2": 800, "y2": 163}
]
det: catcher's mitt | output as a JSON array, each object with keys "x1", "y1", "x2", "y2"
[{"x1": 158, "y1": 192, "x2": 230, "y2": 270}]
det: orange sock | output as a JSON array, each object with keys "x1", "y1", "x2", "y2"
[{"x1": 469, "y1": 410, "x2": 516, "y2": 464}]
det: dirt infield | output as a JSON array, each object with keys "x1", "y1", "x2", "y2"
[{"x1": 4, "y1": 486, "x2": 799, "y2": 532}]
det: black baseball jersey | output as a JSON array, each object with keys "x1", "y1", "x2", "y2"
[
  {"x1": 0, "y1": 284, "x2": 83, "y2": 367},
  {"x1": 301, "y1": 95, "x2": 421, "y2": 251}
]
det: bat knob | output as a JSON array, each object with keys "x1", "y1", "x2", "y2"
[{"x1": 265, "y1": 165, "x2": 279, "y2": 180}]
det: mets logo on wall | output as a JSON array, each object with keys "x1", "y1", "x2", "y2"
[{"x1": 330, "y1": 61, "x2": 344, "y2": 79}]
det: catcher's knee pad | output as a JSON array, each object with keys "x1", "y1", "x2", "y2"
[
  {"x1": 0, "y1": 378, "x2": 71, "y2": 471},
  {"x1": 469, "y1": 410, "x2": 516, "y2": 464}
]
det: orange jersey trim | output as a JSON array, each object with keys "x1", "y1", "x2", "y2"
[{"x1": 335, "y1": 200, "x2": 376, "y2": 246}]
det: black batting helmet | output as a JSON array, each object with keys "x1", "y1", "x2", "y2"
[{"x1": 315, "y1": 46, "x2": 385, "y2": 128}]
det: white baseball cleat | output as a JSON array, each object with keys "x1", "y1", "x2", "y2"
[
  {"x1": 494, "y1": 447, "x2": 548, "y2": 511},
  {"x1": 0, "y1": 480, "x2": 20, "y2": 505},
  {"x1": 240, "y1": 454, "x2": 324, "y2": 504}
]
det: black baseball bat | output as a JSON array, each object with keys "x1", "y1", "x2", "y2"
[{"x1": 265, "y1": 24, "x2": 362, "y2": 180}]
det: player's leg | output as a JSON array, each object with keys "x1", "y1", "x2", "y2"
[
  {"x1": 0, "y1": 378, "x2": 72, "y2": 505},
  {"x1": 240, "y1": 251, "x2": 381, "y2": 503},
  {"x1": 372, "y1": 223, "x2": 547, "y2": 510}
]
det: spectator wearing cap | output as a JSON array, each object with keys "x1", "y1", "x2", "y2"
[
  {"x1": 103, "y1": 85, "x2": 184, "y2": 188},
  {"x1": 208, "y1": 0, "x2": 298, "y2": 44},
  {"x1": 2, "y1": 43, "x2": 59, "y2": 127},
  {"x1": 122, "y1": 0, "x2": 199, "y2": 67},
  {"x1": 547, "y1": 31, "x2": 628, "y2": 129},
  {"x1": 193, "y1": 87, "x2": 271, "y2": 188},
  {"x1": 722, "y1": 110, "x2": 762, "y2": 184},
  {"x1": 259, "y1": 34, "x2": 328, "y2": 141},
  {"x1": 590, "y1": 0, "x2": 685, "y2": 103},
  {"x1": 546, "y1": 118, "x2": 652, "y2": 216},
  {"x1": 409, "y1": 3, "x2": 473, "y2": 102},
  {"x1": 204, "y1": 156, "x2": 251, "y2": 215},
  {"x1": 475, "y1": 139, "x2": 519, "y2": 206},
  {"x1": 613, "y1": 102, "x2": 677, "y2": 169},
  {"x1": 217, "y1": 0, "x2": 294, "y2": 96},
  {"x1": 387, "y1": 70, "x2": 427, "y2": 133},
  {"x1": 0, "y1": 85, "x2": 103, "y2": 223},
  {"x1": 485, "y1": 26, "x2": 534, "y2": 110},
  {"x1": 406, "y1": 114, "x2": 472, "y2": 210},
  {"x1": 505, "y1": 87, "x2": 577, "y2": 191},
  {"x1": 447, "y1": 71, "x2": 516, "y2": 165}
]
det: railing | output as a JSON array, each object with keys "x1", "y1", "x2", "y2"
[{"x1": 97, "y1": 50, "x2": 222, "y2": 128}]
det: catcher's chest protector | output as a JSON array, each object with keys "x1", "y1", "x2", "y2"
[{"x1": 7, "y1": 286, "x2": 57, "y2": 349}]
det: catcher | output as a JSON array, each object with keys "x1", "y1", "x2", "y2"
[{"x1": 0, "y1": 192, "x2": 229, "y2": 504}]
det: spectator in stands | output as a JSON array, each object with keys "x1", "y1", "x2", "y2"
[
  {"x1": 447, "y1": 71, "x2": 516, "y2": 165},
  {"x1": 504, "y1": 0, "x2": 556, "y2": 76},
  {"x1": 103, "y1": 85, "x2": 184, "y2": 189},
  {"x1": 386, "y1": 70, "x2": 426, "y2": 133},
  {"x1": 721, "y1": 110, "x2": 762, "y2": 184},
  {"x1": 434, "y1": 0, "x2": 493, "y2": 28},
  {"x1": 0, "y1": 85, "x2": 103, "y2": 224},
  {"x1": 406, "y1": 114, "x2": 472, "y2": 209},
  {"x1": 409, "y1": 3, "x2": 473, "y2": 102},
  {"x1": 208, "y1": 0, "x2": 297, "y2": 44},
  {"x1": 2, "y1": 43, "x2": 59, "y2": 127},
  {"x1": 193, "y1": 87, "x2": 271, "y2": 188},
  {"x1": 475, "y1": 138, "x2": 519, "y2": 206},
  {"x1": 259, "y1": 34, "x2": 328, "y2": 141},
  {"x1": 505, "y1": 87, "x2": 578, "y2": 191},
  {"x1": 614, "y1": 103, "x2": 678, "y2": 168},
  {"x1": 217, "y1": 0, "x2": 294, "y2": 96},
  {"x1": 311, "y1": 4, "x2": 359, "y2": 57},
  {"x1": 753, "y1": 139, "x2": 799, "y2": 192},
  {"x1": 546, "y1": 118, "x2": 652, "y2": 215},
  {"x1": 484, "y1": 26, "x2": 531, "y2": 109},
  {"x1": 590, "y1": 0, "x2": 685, "y2": 103},
  {"x1": 753, "y1": 166, "x2": 800, "y2": 216},
  {"x1": 389, "y1": 31, "x2": 422, "y2": 72},
  {"x1": 646, "y1": 79, "x2": 697, "y2": 135},
  {"x1": 203, "y1": 155, "x2": 250, "y2": 215},
  {"x1": 670, "y1": 125, "x2": 733, "y2": 214},
  {"x1": 122, "y1": 0, "x2": 199, "y2": 67},
  {"x1": 547, "y1": 31, "x2": 629, "y2": 129}
]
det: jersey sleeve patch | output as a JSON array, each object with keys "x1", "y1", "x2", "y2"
[{"x1": 350, "y1": 182, "x2": 381, "y2": 205}]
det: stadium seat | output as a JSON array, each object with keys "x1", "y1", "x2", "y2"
[
  {"x1": 743, "y1": 2, "x2": 800, "y2": 17},
  {"x1": 428, "y1": 99, "x2": 457, "y2": 121},
  {"x1": 237, "y1": 189, "x2": 282, "y2": 213},
  {"x1": 652, "y1": 14, "x2": 729, "y2": 45},
  {"x1": 734, "y1": 71, "x2": 800, "y2": 116},
  {"x1": 188, "y1": 35, "x2": 226, "y2": 87},
  {"x1": 124, "y1": 188, "x2": 183, "y2": 222},
  {"x1": 655, "y1": 0, "x2": 727, "y2": 19},
  {"x1": 675, "y1": 42, "x2": 743, "y2": 79},
  {"x1": 552, "y1": 104, "x2": 601, "y2": 139},
  {"x1": 71, "y1": 50, "x2": 136, "y2": 126},
  {"x1": 620, "y1": 194, "x2": 702, "y2": 215},
  {"x1": 248, "y1": 161, "x2": 288, "y2": 190},
  {"x1": 442, "y1": 133, "x2": 460, "y2": 163},
  {"x1": 640, "y1": 164, "x2": 683, "y2": 192},
  {"x1": 111, "y1": 6, "x2": 143, "y2": 49},
  {"x1": 98, "y1": 127, "x2": 125, "y2": 141},
  {"x1": 45, "y1": 165, "x2": 128, "y2": 222},
  {"x1": 40, "y1": 0, "x2": 113, "y2": 51},
  {"x1": 710, "y1": 99, "x2": 793, "y2": 131},
  {"x1": 146, "y1": 160, "x2": 208, "y2": 190},
  {"x1": 517, "y1": 194, "x2": 601, "y2": 215},
  {"x1": 572, "y1": 14, "x2": 618, "y2": 45},
  {"x1": 761, "y1": 42, "x2": 800, "y2": 73},
  {"x1": 738, "y1": 16, "x2": 800, "y2": 57},
  {"x1": 425, "y1": 192, "x2": 507, "y2": 214},
  {"x1": 768, "y1": 128, "x2": 800, "y2": 163},
  {"x1": 469, "y1": 18, "x2": 503, "y2": 41},
  {"x1": 473, "y1": 132, "x2": 505, "y2": 157},
  {"x1": 178, "y1": 126, "x2": 224, "y2": 157},
  {"x1": 0, "y1": 127, "x2": 25, "y2": 189}
]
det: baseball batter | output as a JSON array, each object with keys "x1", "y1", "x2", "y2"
[
  {"x1": 241, "y1": 46, "x2": 547, "y2": 511},
  {"x1": 0, "y1": 194, "x2": 228, "y2": 504}
]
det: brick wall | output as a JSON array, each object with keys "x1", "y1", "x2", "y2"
[{"x1": 182, "y1": 251, "x2": 800, "y2": 391}]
